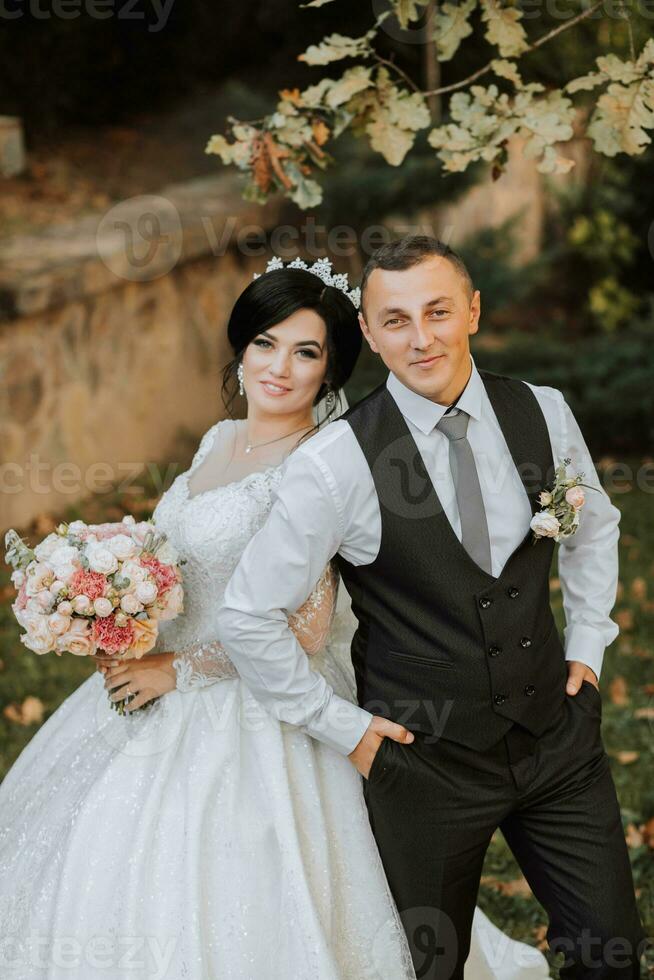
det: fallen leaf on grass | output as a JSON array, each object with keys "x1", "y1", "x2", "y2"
[
  {"x1": 609, "y1": 676, "x2": 629, "y2": 706},
  {"x1": 625, "y1": 823, "x2": 643, "y2": 848},
  {"x1": 641, "y1": 817, "x2": 654, "y2": 849},
  {"x1": 480, "y1": 875, "x2": 533, "y2": 897},
  {"x1": 615, "y1": 610, "x2": 634, "y2": 632},
  {"x1": 613, "y1": 750, "x2": 640, "y2": 765},
  {"x1": 3, "y1": 695, "x2": 44, "y2": 726}
]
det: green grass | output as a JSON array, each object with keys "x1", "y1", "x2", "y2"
[{"x1": 1, "y1": 457, "x2": 652, "y2": 976}]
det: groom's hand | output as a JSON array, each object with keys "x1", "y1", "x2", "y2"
[
  {"x1": 566, "y1": 660, "x2": 599, "y2": 695},
  {"x1": 348, "y1": 716, "x2": 415, "y2": 779}
]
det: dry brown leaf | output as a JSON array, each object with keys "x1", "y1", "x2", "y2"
[
  {"x1": 630, "y1": 577, "x2": 647, "y2": 601},
  {"x1": 625, "y1": 823, "x2": 644, "y2": 848},
  {"x1": 0, "y1": 585, "x2": 15, "y2": 601},
  {"x1": 480, "y1": 875, "x2": 533, "y2": 897},
  {"x1": 311, "y1": 120, "x2": 330, "y2": 146},
  {"x1": 641, "y1": 817, "x2": 654, "y2": 849},
  {"x1": 608, "y1": 675, "x2": 629, "y2": 706},
  {"x1": 615, "y1": 609, "x2": 634, "y2": 632},
  {"x1": 279, "y1": 88, "x2": 303, "y2": 106},
  {"x1": 613, "y1": 750, "x2": 640, "y2": 764},
  {"x1": 3, "y1": 695, "x2": 45, "y2": 726},
  {"x1": 634, "y1": 707, "x2": 654, "y2": 720},
  {"x1": 643, "y1": 684, "x2": 654, "y2": 696},
  {"x1": 533, "y1": 924, "x2": 548, "y2": 950}
]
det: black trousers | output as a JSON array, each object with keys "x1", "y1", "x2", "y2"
[{"x1": 364, "y1": 681, "x2": 647, "y2": 979}]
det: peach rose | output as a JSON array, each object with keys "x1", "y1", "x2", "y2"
[
  {"x1": 128, "y1": 618, "x2": 159, "y2": 659},
  {"x1": 56, "y1": 618, "x2": 96, "y2": 657},
  {"x1": 565, "y1": 486, "x2": 585, "y2": 509},
  {"x1": 157, "y1": 582, "x2": 184, "y2": 621}
]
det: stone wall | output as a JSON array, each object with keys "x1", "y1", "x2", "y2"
[{"x1": 0, "y1": 175, "x2": 283, "y2": 531}]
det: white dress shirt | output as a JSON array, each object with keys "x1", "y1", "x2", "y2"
[{"x1": 218, "y1": 354, "x2": 621, "y2": 756}]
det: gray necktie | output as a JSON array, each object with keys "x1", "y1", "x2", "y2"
[{"x1": 436, "y1": 408, "x2": 492, "y2": 575}]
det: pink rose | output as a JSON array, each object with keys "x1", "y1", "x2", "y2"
[{"x1": 565, "y1": 486, "x2": 585, "y2": 509}]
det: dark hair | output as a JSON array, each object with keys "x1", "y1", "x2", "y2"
[
  {"x1": 360, "y1": 235, "x2": 474, "y2": 315},
  {"x1": 221, "y1": 267, "x2": 362, "y2": 444}
]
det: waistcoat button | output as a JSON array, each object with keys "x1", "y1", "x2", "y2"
[
  {"x1": 519, "y1": 636, "x2": 532, "y2": 648},
  {"x1": 508, "y1": 586, "x2": 520, "y2": 598},
  {"x1": 488, "y1": 646, "x2": 502, "y2": 657},
  {"x1": 525, "y1": 685, "x2": 536, "y2": 696},
  {"x1": 494, "y1": 693, "x2": 507, "y2": 705},
  {"x1": 479, "y1": 597, "x2": 493, "y2": 609}
]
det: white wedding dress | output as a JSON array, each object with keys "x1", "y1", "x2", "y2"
[{"x1": 0, "y1": 418, "x2": 550, "y2": 980}]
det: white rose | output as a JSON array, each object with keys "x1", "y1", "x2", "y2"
[
  {"x1": 54, "y1": 563, "x2": 80, "y2": 584},
  {"x1": 11, "y1": 569, "x2": 25, "y2": 588},
  {"x1": 135, "y1": 581, "x2": 158, "y2": 605},
  {"x1": 26, "y1": 563, "x2": 55, "y2": 596},
  {"x1": 122, "y1": 515, "x2": 136, "y2": 526},
  {"x1": 32, "y1": 590, "x2": 56, "y2": 614},
  {"x1": 57, "y1": 600, "x2": 73, "y2": 616},
  {"x1": 106, "y1": 534, "x2": 138, "y2": 561},
  {"x1": 21, "y1": 613, "x2": 56, "y2": 655},
  {"x1": 48, "y1": 545, "x2": 80, "y2": 568},
  {"x1": 34, "y1": 533, "x2": 61, "y2": 561},
  {"x1": 120, "y1": 593, "x2": 143, "y2": 615},
  {"x1": 68, "y1": 520, "x2": 87, "y2": 534},
  {"x1": 48, "y1": 611, "x2": 72, "y2": 636},
  {"x1": 119, "y1": 560, "x2": 148, "y2": 585},
  {"x1": 530, "y1": 512, "x2": 561, "y2": 539},
  {"x1": 131, "y1": 521, "x2": 154, "y2": 545},
  {"x1": 537, "y1": 490, "x2": 553, "y2": 507},
  {"x1": 157, "y1": 582, "x2": 184, "y2": 621},
  {"x1": 71, "y1": 594, "x2": 93, "y2": 615},
  {"x1": 94, "y1": 597, "x2": 114, "y2": 617},
  {"x1": 155, "y1": 540, "x2": 179, "y2": 565},
  {"x1": 85, "y1": 545, "x2": 119, "y2": 575},
  {"x1": 49, "y1": 579, "x2": 66, "y2": 596}
]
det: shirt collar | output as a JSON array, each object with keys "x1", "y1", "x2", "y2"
[{"x1": 385, "y1": 354, "x2": 484, "y2": 435}]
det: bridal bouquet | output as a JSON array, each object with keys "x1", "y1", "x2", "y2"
[
  {"x1": 4, "y1": 516, "x2": 184, "y2": 714},
  {"x1": 530, "y1": 457, "x2": 596, "y2": 544}
]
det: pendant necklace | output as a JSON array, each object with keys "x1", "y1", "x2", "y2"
[{"x1": 245, "y1": 424, "x2": 312, "y2": 454}]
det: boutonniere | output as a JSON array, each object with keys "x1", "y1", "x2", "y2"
[{"x1": 530, "y1": 458, "x2": 596, "y2": 544}]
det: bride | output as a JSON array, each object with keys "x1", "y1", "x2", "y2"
[{"x1": 0, "y1": 259, "x2": 550, "y2": 979}]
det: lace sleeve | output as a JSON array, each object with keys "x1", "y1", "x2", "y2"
[
  {"x1": 287, "y1": 559, "x2": 339, "y2": 657},
  {"x1": 170, "y1": 561, "x2": 339, "y2": 692},
  {"x1": 171, "y1": 640, "x2": 239, "y2": 693}
]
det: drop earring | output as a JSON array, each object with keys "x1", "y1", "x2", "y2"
[
  {"x1": 325, "y1": 386, "x2": 336, "y2": 411},
  {"x1": 237, "y1": 362, "x2": 245, "y2": 397}
]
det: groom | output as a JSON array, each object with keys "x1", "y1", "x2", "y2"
[{"x1": 218, "y1": 236, "x2": 646, "y2": 978}]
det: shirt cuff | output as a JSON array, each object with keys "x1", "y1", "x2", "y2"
[
  {"x1": 303, "y1": 695, "x2": 373, "y2": 755},
  {"x1": 564, "y1": 623, "x2": 607, "y2": 681}
]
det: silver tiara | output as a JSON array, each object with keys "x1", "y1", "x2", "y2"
[{"x1": 253, "y1": 256, "x2": 361, "y2": 310}]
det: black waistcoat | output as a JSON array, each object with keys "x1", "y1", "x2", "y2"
[{"x1": 336, "y1": 370, "x2": 568, "y2": 751}]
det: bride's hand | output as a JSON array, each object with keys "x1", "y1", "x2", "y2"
[{"x1": 99, "y1": 653, "x2": 178, "y2": 712}]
